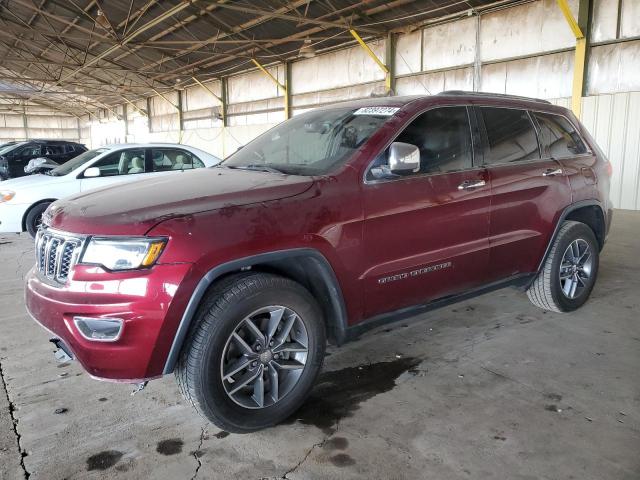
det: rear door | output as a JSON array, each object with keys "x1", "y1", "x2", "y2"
[
  {"x1": 60, "y1": 144, "x2": 78, "y2": 163},
  {"x1": 361, "y1": 106, "x2": 491, "y2": 318},
  {"x1": 532, "y1": 112, "x2": 596, "y2": 203},
  {"x1": 476, "y1": 106, "x2": 572, "y2": 281},
  {"x1": 42, "y1": 144, "x2": 67, "y2": 164}
]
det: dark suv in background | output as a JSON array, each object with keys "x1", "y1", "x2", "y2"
[
  {"x1": 0, "y1": 140, "x2": 86, "y2": 180},
  {"x1": 25, "y1": 92, "x2": 612, "y2": 433}
]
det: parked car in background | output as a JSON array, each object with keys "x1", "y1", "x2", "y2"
[
  {"x1": 24, "y1": 93, "x2": 611, "y2": 433},
  {"x1": 0, "y1": 143, "x2": 220, "y2": 236},
  {"x1": 0, "y1": 140, "x2": 87, "y2": 181},
  {"x1": 0, "y1": 141, "x2": 19, "y2": 151}
]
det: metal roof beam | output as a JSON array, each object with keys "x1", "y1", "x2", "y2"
[{"x1": 210, "y1": 3, "x2": 382, "y2": 35}]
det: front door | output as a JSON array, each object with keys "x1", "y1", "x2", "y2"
[
  {"x1": 361, "y1": 106, "x2": 491, "y2": 318},
  {"x1": 80, "y1": 148, "x2": 149, "y2": 191}
]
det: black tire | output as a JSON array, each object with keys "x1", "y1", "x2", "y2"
[
  {"x1": 25, "y1": 202, "x2": 51, "y2": 238},
  {"x1": 527, "y1": 220, "x2": 599, "y2": 312},
  {"x1": 175, "y1": 272, "x2": 326, "y2": 433}
]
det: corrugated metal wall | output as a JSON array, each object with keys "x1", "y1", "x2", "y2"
[
  {"x1": 552, "y1": 93, "x2": 640, "y2": 210},
  {"x1": 0, "y1": 112, "x2": 80, "y2": 143},
  {"x1": 582, "y1": 93, "x2": 640, "y2": 210}
]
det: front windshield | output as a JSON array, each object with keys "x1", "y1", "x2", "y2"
[
  {"x1": 49, "y1": 148, "x2": 109, "y2": 176},
  {"x1": 222, "y1": 106, "x2": 398, "y2": 175}
]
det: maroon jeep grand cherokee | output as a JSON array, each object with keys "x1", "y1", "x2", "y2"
[{"x1": 25, "y1": 92, "x2": 612, "y2": 432}]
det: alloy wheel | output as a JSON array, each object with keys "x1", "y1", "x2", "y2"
[
  {"x1": 220, "y1": 306, "x2": 309, "y2": 409},
  {"x1": 559, "y1": 239, "x2": 593, "y2": 299}
]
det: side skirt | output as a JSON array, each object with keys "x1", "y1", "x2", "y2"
[{"x1": 344, "y1": 273, "x2": 536, "y2": 342}]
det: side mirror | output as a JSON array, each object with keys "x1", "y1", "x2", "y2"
[
  {"x1": 388, "y1": 142, "x2": 420, "y2": 174},
  {"x1": 83, "y1": 167, "x2": 101, "y2": 178}
]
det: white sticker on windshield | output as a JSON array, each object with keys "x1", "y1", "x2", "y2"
[{"x1": 353, "y1": 107, "x2": 399, "y2": 116}]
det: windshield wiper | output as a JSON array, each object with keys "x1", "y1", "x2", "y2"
[{"x1": 227, "y1": 164, "x2": 285, "y2": 174}]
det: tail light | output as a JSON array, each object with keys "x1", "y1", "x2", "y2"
[{"x1": 605, "y1": 161, "x2": 613, "y2": 177}]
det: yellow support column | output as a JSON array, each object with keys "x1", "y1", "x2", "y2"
[
  {"x1": 251, "y1": 59, "x2": 289, "y2": 119},
  {"x1": 191, "y1": 76, "x2": 225, "y2": 125},
  {"x1": 350, "y1": 29, "x2": 392, "y2": 93},
  {"x1": 572, "y1": 37, "x2": 587, "y2": 118},
  {"x1": 557, "y1": 0, "x2": 589, "y2": 118}
]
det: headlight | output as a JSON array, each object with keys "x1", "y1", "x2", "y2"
[
  {"x1": 79, "y1": 237, "x2": 166, "y2": 271},
  {"x1": 0, "y1": 190, "x2": 15, "y2": 202}
]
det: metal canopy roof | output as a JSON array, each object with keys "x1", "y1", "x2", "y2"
[{"x1": 0, "y1": 0, "x2": 517, "y2": 117}]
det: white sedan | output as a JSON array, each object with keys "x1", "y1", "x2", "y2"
[{"x1": 0, "y1": 143, "x2": 220, "y2": 237}]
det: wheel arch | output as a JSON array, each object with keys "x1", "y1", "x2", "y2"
[
  {"x1": 536, "y1": 200, "x2": 605, "y2": 275},
  {"x1": 162, "y1": 248, "x2": 348, "y2": 375},
  {"x1": 21, "y1": 199, "x2": 57, "y2": 232}
]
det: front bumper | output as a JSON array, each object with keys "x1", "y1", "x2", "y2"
[{"x1": 25, "y1": 261, "x2": 195, "y2": 382}]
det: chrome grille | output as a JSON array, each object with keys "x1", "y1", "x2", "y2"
[{"x1": 35, "y1": 228, "x2": 83, "y2": 283}]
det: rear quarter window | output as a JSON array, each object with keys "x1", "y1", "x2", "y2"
[{"x1": 533, "y1": 112, "x2": 588, "y2": 158}]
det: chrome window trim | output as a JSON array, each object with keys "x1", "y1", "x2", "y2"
[{"x1": 483, "y1": 153, "x2": 595, "y2": 170}]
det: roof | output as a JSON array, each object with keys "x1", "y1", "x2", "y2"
[
  {"x1": 19, "y1": 139, "x2": 84, "y2": 144},
  {"x1": 437, "y1": 90, "x2": 552, "y2": 104},
  {"x1": 102, "y1": 143, "x2": 208, "y2": 149},
  {"x1": 315, "y1": 95, "x2": 425, "y2": 110},
  {"x1": 313, "y1": 91, "x2": 560, "y2": 112},
  {"x1": 0, "y1": 1, "x2": 518, "y2": 117}
]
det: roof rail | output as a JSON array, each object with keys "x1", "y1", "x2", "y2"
[{"x1": 437, "y1": 90, "x2": 552, "y2": 105}]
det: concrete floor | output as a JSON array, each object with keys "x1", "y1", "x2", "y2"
[{"x1": 0, "y1": 211, "x2": 639, "y2": 480}]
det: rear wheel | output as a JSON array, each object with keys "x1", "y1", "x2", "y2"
[
  {"x1": 25, "y1": 202, "x2": 51, "y2": 238},
  {"x1": 527, "y1": 220, "x2": 599, "y2": 312},
  {"x1": 175, "y1": 272, "x2": 326, "y2": 433}
]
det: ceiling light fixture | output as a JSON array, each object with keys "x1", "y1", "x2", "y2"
[
  {"x1": 298, "y1": 39, "x2": 316, "y2": 59},
  {"x1": 95, "y1": 10, "x2": 110, "y2": 30}
]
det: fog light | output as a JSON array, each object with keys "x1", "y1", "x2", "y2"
[{"x1": 73, "y1": 317, "x2": 123, "y2": 342}]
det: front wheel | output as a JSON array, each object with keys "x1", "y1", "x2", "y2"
[
  {"x1": 175, "y1": 272, "x2": 326, "y2": 433},
  {"x1": 527, "y1": 220, "x2": 599, "y2": 312},
  {"x1": 25, "y1": 202, "x2": 51, "y2": 238}
]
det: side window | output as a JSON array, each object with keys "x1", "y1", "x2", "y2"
[
  {"x1": 16, "y1": 145, "x2": 41, "y2": 158},
  {"x1": 151, "y1": 149, "x2": 202, "y2": 172},
  {"x1": 368, "y1": 106, "x2": 472, "y2": 179},
  {"x1": 63, "y1": 145, "x2": 75, "y2": 154},
  {"x1": 192, "y1": 155, "x2": 205, "y2": 168},
  {"x1": 479, "y1": 107, "x2": 540, "y2": 164},
  {"x1": 44, "y1": 145, "x2": 64, "y2": 156},
  {"x1": 533, "y1": 112, "x2": 588, "y2": 158},
  {"x1": 89, "y1": 149, "x2": 145, "y2": 176}
]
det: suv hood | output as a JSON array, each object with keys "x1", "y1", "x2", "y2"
[{"x1": 46, "y1": 167, "x2": 315, "y2": 235}]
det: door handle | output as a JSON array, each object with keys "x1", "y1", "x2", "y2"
[
  {"x1": 542, "y1": 168, "x2": 563, "y2": 177},
  {"x1": 457, "y1": 179, "x2": 486, "y2": 190}
]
